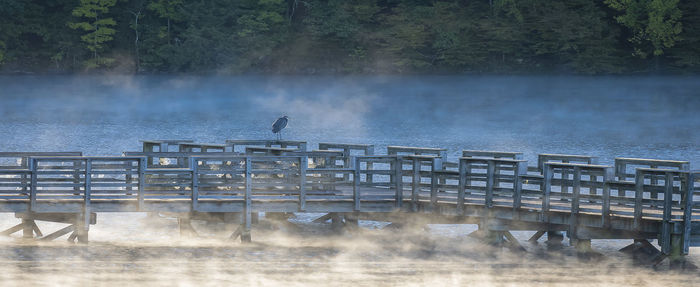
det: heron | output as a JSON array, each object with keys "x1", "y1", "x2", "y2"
[{"x1": 272, "y1": 115, "x2": 289, "y2": 140}]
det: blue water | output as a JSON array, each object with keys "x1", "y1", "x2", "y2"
[{"x1": 0, "y1": 75, "x2": 698, "y2": 167}]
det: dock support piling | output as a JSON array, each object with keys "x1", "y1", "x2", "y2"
[{"x1": 22, "y1": 219, "x2": 34, "y2": 239}]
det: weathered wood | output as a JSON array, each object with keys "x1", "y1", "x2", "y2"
[
  {"x1": 462, "y1": 150, "x2": 523, "y2": 160},
  {"x1": 393, "y1": 156, "x2": 403, "y2": 209},
  {"x1": 528, "y1": 230, "x2": 546, "y2": 243},
  {"x1": 457, "y1": 158, "x2": 466, "y2": 215},
  {"x1": 0, "y1": 223, "x2": 24, "y2": 236},
  {"x1": 39, "y1": 224, "x2": 75, "y2": 241},
  {"x1": 614, "y1": 157, "x2": 689, "y2": 181},
  {"x1": 0, "y1": 141, "x2": 694, "y2": 262},
  {"x1": 319, "y1": 143, "x2": 375, "y2": 183},
  {"x1": 682, "y1": 172, "x2": 696, "y2": 254},
  {"x1": 660, "y1": 172, "x2": 673, "y2": 254},
  {"x1": 411, "y1": 159, "x2": 420, "y2": 212},
  {"x1": 353, "y1": 157, "x2": 360, "y2": 211},
  {"x1": 243, "y1": 157, "x2": 252, "y2": 242},
  {"x1": 141, "y1": 140, "x2": 193, "y2": 153},
  {"x1": 226, "y1": 140, "x2": 307, "y2": 153}
]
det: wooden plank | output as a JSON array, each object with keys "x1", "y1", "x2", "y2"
[
  {"x1": 541, "y1": 164, "x2": 552, "y2": 222},
  {"x1": 430, "y1": 166, "x2": 438, "y2": 209},
  {"x1": 602, "y1": 181, "x2": 611, "y2": 228},
  {"x1": 244, "y1": 157, "x2": 252, "y2": 234},
  {"x1": 30, "y1": 159, "x2": 37, "y2": 211},
  {"x1": 191, "y1": 158, "x2": 199, "y2": 212},
  {"x1": 82, "y1": 159, "x2": 92, "y2": 238},
  {"x1": 0, "y1": 223, "x2": 24, "y2": 236},
  {"x1": 513, "y1": 161, "x2": 524, "y2": 213},
  {"x1": 394, "y1": 157, "x2": 402, "y2": 209},
  {"x1": 411, "y1": 158, "x2": 420, "y2": 212},
  {"x1": 353, "y1": 157, "x2": 360, "y2": 211},
  {"x1": 462, "y1": 150, "x2": 523, "y2": 159},
  {"x1": 457, "y1": 158, "x2": 466, "y2": 215},
  {"x1": 299, "y1": 156, "x2": 307, "y2": 211},
  {"x1": 614, "y1": 157, "x2": 689, "y2": 181},
  {"x1": 633, "y1": 169, "x2": 644, "y2": 231},
  {"x1": 570, "y1": 167, "x2": 581, "y2": 239},
  {"x1": 39, "y1": 224, "x2": 75, "y2": 241},
  {"x1": 661, "y1": 172, "x2": 673, "y2": 254},
  {"x1": 482, "y1": 160, "x2": 494, "y2": 208},
  {"x1": 682, "y1": 172, "x2": 695, "y2": 254}
]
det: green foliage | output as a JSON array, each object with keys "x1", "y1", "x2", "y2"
[
  {"x1": 526, "y1": 0, "x2": 623, "y2": 74},
  {"x1": 68, "y1": 0, "x2": 117, "y2": 68},
  {"x1": 0, "y1": 0, "x2": 699, "y2": 73},
  {"x1": 605, "y1": 0, "x2": 682, "y2": 58},
  {"x1": 147, "y1": 0, "x2": 183, "y2": 41},
  {"x1": 668, "y1": 0, "x2": 700, "y2": 71},
  {"x1": 147, "y1": 0, "x2": 183, "y2": 21}
]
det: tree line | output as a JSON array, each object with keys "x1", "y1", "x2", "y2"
[{"x1": 1, "y1": 0, "x2": 698, "y2": 74}]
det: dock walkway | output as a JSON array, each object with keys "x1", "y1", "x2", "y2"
[{"x1": 0, "y1": 140, "x2": 698, "y2": 266}]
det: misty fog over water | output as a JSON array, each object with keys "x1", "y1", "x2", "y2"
[
  {"x1": 0, "y1": 75, "x2": 699, "y2": 286},
  {"x1": 0, "y1": 75, "x2": 697, "y2": 166}
]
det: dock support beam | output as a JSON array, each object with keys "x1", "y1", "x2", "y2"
[
  {"x1": 22, "y1": 219, "x2": 35, "y2": 239},
  {"x1": 469, "y1": 222, "x2": 525, "y2": 252}
]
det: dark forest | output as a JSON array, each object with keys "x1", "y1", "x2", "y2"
[{"x1": 1, "y1": 0, "x2": 698, "y2": 74}]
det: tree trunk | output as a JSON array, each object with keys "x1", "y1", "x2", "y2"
[{"x1": 133, "y1": 10, "x2": 141, "y2": 72}]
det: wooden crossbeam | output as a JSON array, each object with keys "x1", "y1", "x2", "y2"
[
  {"x1": 0, "y1": 223, "x2": 24, "y2": 236},
  {"x1": 39, "y1": 225, "x2": 75, "y2": 241}
]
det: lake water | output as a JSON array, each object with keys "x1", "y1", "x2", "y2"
[
  {"x1": 1, "y1": 75, "x2": 698, "y2": 166},
  {"x1": 0, "y1": 75, "x2": 698, "y2": 285}
]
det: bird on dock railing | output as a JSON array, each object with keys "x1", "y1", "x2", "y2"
[{"x1": 272, "y1": 116, "x2": 288, "y2": 140}]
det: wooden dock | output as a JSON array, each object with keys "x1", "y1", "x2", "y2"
[{"x1": 0, "y1": 141, "x2": 698, "y2": 266}]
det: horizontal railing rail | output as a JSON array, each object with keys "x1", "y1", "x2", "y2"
[{"x1": 0, "y1": 145, "x2": 693, "y2": 255}]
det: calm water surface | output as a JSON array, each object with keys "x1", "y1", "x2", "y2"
[
  {"x1": 0, "y1": 75, "x2": 699, "y2": 285},
  {"x1": 0, "y1": 75, "x2": 698, "y2": 166}
]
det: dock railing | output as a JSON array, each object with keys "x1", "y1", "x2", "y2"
[
  {"x1": 225, "y1": 140, "x2": 307, "y2": 153},
  {"x1": 0, "y1": 146, "x2": 696, "y2": 259}
]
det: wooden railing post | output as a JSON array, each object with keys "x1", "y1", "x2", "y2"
[
  {"x1": 650, "y1": 165, "x2": 660, "y2": 199},
  {"x1": 602, "y1": 181, "x2": 611, "y2": 228},
  {"x1": 191, "y1": 157, "x2": 198, "y2": 212},
  {"x1": 72, "y1": 159, "x2": 81, "y2": 195},
  {"x1": 243, "y1": 157, "x2": 252, "y2": 240},
  {"x1": 513, "y1": 161, "x2": 523, "y2": 211},
  {"x1": 430, "y1": 160, "x2": 438, "y2": 210},
  {"x1": 411, "y1": 158, "x2": 420, "y2": 212},
  {"x1": 299, "y1": 156, "x2": 307, "y2": 211},
  {"x1": 366, "y1": 146, "x2": 374, "y2": 184},
  {"x1": 394, "y1": 156, "x2": 403, "y2": 209},
  {"x1": 389, "y1": 155, "x2": 396, "y2": 185},
  {"x1": 138, "y1": 157, "x2": 145, "y2": 210},
  {"x1": 125, "y1": 159, "x2": 133, "y2": 196},
  {"x1": 660, "y1": 172, "x2": 673, "y2": 254},
  {"x1": 570, "y1": 166, "x2": 581, "y2": 240},
  {"x1": 485, "y1": 160, "x2": 495, "y2": 208},
  {"x1": 343, "y1": 148, "x2": 350, "y2": 183},
  {"x1": 541, "y1": 164, "x2": 552, "y2": 222},
  {"x1": 20, "y1": 157, "x2": 27, "y2": 195},
  {"x1": 82, "y1": 159, "x2": 92, "y2": 240},
  {"x1": 457, "y1": 158, "x2": 466, "y2": 215},
  {"x1": 633, "y1": 169, "x2": 644, "y2": 231},
  {"x1": 682, "y1": 172, "x2": 694, "y2": 255},
  {"x1": 29, "y1": 158, "x2": 37, "y2": 211},
  {"x1": 353, "y1": 157, "x2": 360, "y2": 211}
]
